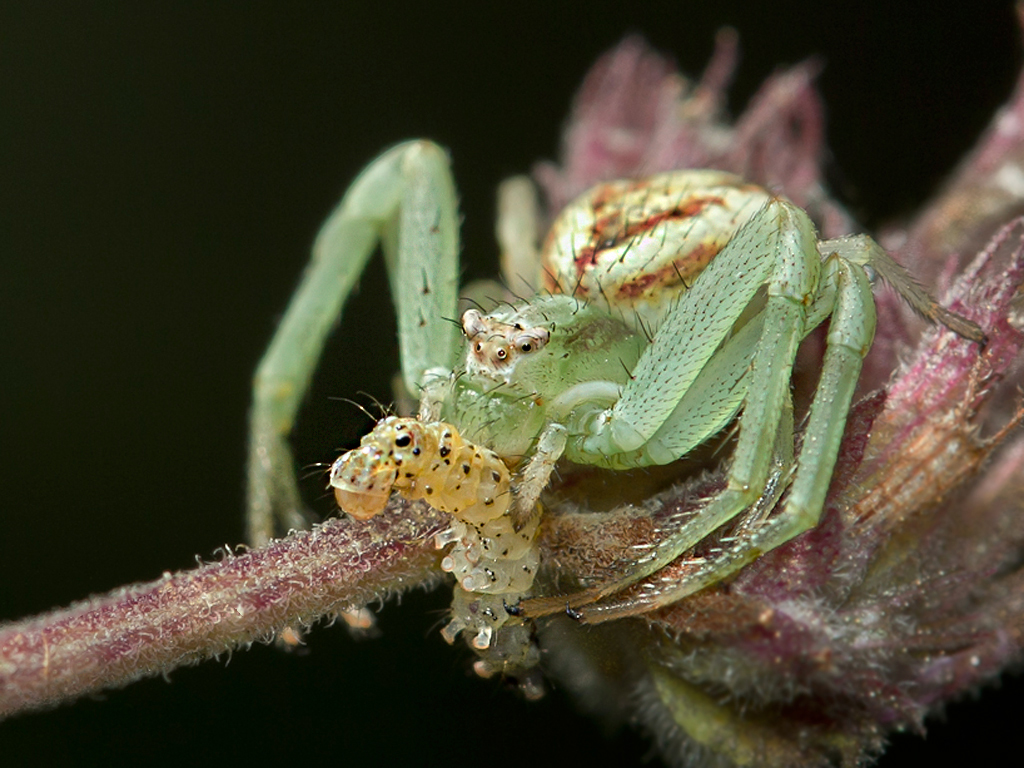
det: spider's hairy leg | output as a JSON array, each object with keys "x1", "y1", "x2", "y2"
[
  {"x1": 594, "y1": 257, "x2": 877, "y2": 615},
  {"x1": 640, "y1": 313, "x2": 764, "y2": 463},
  {"x1": 247, "y1": 141, "x2": 460, "y2": 546},
  {"x1": 822, "y1": 234, "x2": 986, "y2": 343},
  {"x1": 496, "y1": 175, "x2": 542, "y2": 294},
  {"x1": 509, "y1": 422, "x2": 567, "y2": 529}
]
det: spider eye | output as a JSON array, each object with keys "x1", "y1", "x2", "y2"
[
  {"x1": 394, "y1": 434, "x2": 412, "y2": 448},
  {"x1": 496, "y1": 348, "x2": 507, "y2": 360},
  {"x1": 512, "y1": 328, "x2": 549, "y2": 355},
  {"x1": 475, "y1": 343, "x2": 482, "y2": 352}
]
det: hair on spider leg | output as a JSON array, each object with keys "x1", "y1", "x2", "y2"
[
  {"x1": 478, "y1": 411, "x2": 511, "y2": 435},
  {"x1": 417, "y1": 267, "x2": 433, "y2": 297},
  {"x1": 495, "y1": 482, "x2": 517, "y2": 505},
  {"x1": 793, "y1": 403, "x2": 814, "y2": 434},
  {"x1": 666, "y1": 180, "x2": 689, "y2": 206}
]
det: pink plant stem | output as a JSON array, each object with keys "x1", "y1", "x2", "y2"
[{"x1": 0, "y1": 502, "x2": 444, "y2": 719}]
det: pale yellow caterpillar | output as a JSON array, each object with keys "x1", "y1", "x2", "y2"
[{"x1": 330, "y1": 417, "x2": 539, "y2": 659}]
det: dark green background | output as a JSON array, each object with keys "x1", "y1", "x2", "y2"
[{"x1": 2, "y1": 3, "x2": 1020, "y2": 766}]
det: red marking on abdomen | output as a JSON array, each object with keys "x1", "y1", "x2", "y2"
[
  {"x1": 615, "y1": 241, "x2": 722, "y2": 299},
  {"x1": 592, "y1": 195, "x2": 726, "y2": 251}
]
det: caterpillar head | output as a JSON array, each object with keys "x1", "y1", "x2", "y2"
[{"x1": 330, "y1": 417, "x2": 433, "y2": 520}]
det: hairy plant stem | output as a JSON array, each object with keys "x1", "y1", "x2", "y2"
[{"x1": 0, "y1": 501, "x2": 444, "y2": 718}]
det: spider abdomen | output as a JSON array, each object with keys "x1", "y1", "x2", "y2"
[{"x1": 542, "y1": 170, "x2": 771, "y2": 332}]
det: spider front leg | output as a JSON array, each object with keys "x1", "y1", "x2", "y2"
[{"x1": 247, "y1": 141, "x2": 460, "y2": 547}]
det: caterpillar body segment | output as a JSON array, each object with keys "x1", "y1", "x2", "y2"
[{"x1": 437, "y1": 513, "x2": 539, "y2": 593}]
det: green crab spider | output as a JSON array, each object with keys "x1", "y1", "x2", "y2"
[{"x1": 247, "y1": 140, "x2": 984, "y2": 632}]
